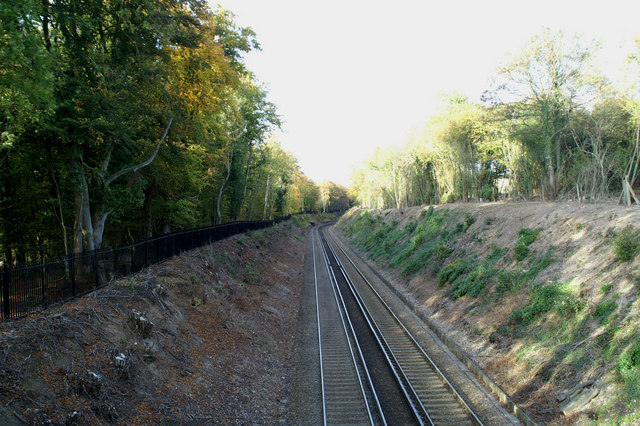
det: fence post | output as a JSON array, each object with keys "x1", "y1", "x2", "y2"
[
  {"x1": 2, "y1": 266, "x2": 9, "y2": 319},
  {"x1": 144, "y1": 238, "x2": 149, "y2": 267},
  {"x1": 70, "y1": 252, "x2": 76, "y2": 298},
  {"x1": 41, "y1": 258, "x2": 47, "y2": 309}
]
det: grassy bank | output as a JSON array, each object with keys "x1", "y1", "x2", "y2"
[{"x1": 337, "y1": 203, "x2": 640, "y2": 423}]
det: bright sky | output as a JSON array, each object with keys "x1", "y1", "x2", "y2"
[{"x1": 212, "y1": 0, "x2": 640, "y2": 186}]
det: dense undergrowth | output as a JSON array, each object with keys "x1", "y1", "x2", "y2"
[{"x1": 337, "y1": 205, "x2": 640, "y2": 423}]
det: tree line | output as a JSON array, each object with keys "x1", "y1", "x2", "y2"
[
  {"x1": 350, "y1": 30, "x2": 640, "y2": 209},
  {"x1": 0, "y1": 1, "x2": 348, "y2": 265}
]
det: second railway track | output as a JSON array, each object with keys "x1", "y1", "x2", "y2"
[{"x1": 314, "y1": 224, "x2": 493, "y2": 425}]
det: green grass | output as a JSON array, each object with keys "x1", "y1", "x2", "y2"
[
  {"x1": 493, "y1": 248, "x2": 554, "y2": 298},
  {"x1": 613, "y1": 226, "x2": 640, "y2": 262},
  {"x1": 514, "y1": 227, "x2": 542, "y2": 261},
  {"x1": 600, "y1": 283, "x2": 613, "y2": 296},
  {"x1": 511, "y1": 280, "x2": 585, "y2": 325},
  {"x1": 438, "y1": 258, "x2": 474, "y2": 287},
  {"x1": 449, "y1": 263, "x2": 496, "y2": 298},
  {"x1": 618, "y1": 339, "x2": 640, "y2": 372},
  {"x1": 594, "y1": 299, "x2": 618, "y2": 325}
]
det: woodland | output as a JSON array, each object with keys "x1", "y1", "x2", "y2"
[
  {"x1": 0, "y1": 1, "x2": 348, "y2": 265},
  {"x1": 350, "y1": 31, "x2": 640, "y2": 210}
]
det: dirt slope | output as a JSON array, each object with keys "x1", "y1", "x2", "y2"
[
  {"x1": 0, "y1": 222, "x2": 306, "y2": 425},
  {"x1": 337, "y1": 201, "x2": 640, "y2": 424}
]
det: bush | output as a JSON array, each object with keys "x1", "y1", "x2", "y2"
[
  {"x1": 432, "y1": 242, "x2": 452, "y2": 260},
  {"x1": 437, "y1": 258, "x2": 473, "y2": 287},
  {"x1": 420, "y1": 205, "x2": 434, "y2": 219},
  {"x1": 449, "y1": 264, "x2": 495, "y2": 299},
  {"x1": 511, "y1": 281, "x2": 585, "y2": 325},
  {"x1": 480, "y1": 184, "x2": 495, "y2": 200},
  {"x1": 514, "y1": 241, "x2": 530, "y2": 261},
  {"x1": 618, "y1": 339, "x2": 640, "y2": 372},
  {"x1": 613, "y1": 226, "x2": 640, "y2": 262},
  {"x1": 594, "y1": 299, "x2": 618, "y2": 325},
  {"x1": 600, "y1": 283, "x2": 613, "y2": 296},
  {"x1": 514, "y1": 227, "x2": 541, "y2": 261},
  {"x1": 518, "y1": 227, "x2": 541, "y2": 246}
]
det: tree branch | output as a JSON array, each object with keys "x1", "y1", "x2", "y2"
[{"x1": 105, "y1": 117, "x2": 173, "y2": 186}]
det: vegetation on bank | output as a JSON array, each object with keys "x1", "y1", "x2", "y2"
[
  {"x1": 0, "y1": 1, "x2": 350, "y2": 265},
  {"x1": 337, "y1": 205, "x2": 640, "y2": 422},
  {"x1": 349, "y1": 30, "x2": 640, "y2": 210}
]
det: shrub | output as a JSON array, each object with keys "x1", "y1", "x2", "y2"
[
  {"x1": 514, "y1": 227, "x2": 541, "y2": 261},
  {"x1": 514, "y1": 241, "x2": 530, "y2": 261},
  {"x1": 518, "y1": 227, "x2": 541, "y2": 246},
  {"x1": 511, "y1": 281, "x2": 585, "y2": 325},
  {"x1": 600, "y1": 283, "x2": 613, "y2": 296},
  {"x1": 594, "y1": 299, "x2": 618, "y2": 325},
  {"x1": 449, "y1": 264, "x2": 495, "y2": 299},
  {"x1": 487, "y1": 244, "x2": 508, "y2": 262},
  {"x1": 420, "y1": 205, "x2": 434, "y2": 219},
  {"x1": 405, "y1": 220, "x2": 417, "y2": 233},
  {"x1": 480, "y1": 184, "x2": 495, "y2": 200},
  {"x1": 432, "y1": 242, "x2": 452, "y2": 260},
  {"x1": 618, "y1": 339, "x2": 640, "y2": 372},
  {"x1": 613, "y1": 226, "x2": 640, "y2": 262},
  {"x1": 437, "y1": 258, "x2": 473, "y2": 287},
  {"x1": 463, "y1": 212, "x2": 476, "y2": 229}
]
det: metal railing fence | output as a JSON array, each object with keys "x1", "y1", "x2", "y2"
[{"x1": 1, "y1": 217, "x2": 289, "y2": 321}]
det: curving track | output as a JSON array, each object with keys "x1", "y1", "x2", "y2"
[{"x1": 313, "y1": 224, "x2": 487, "y2": 425}]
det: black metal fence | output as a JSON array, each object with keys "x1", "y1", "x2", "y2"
[{"x1": 1, "y1": 217, "x2": 289, "y2": 321}]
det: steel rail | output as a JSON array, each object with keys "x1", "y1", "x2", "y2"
[
  {"x1": 319, "y1": 228, "x2": 430, "y2": 425},
  {"x1": 313, "y1": 227, "x2": 375, "y2": 425},
  {"x1": 323, "y1": 227, "x2": 484, "y2": 425}
]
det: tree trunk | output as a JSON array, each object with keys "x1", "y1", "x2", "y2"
[
  {"x1": 92, "y1": 209, "x2": 112, "y2": 249},
  {"x1": 263, "y1": 175, "x2": 270, "y2": 220},
  {"x1": 142, "y1": 185, "x2": 154, "y2": 238},
  {"x1": 216, "y1": 154, "x2": 233, "y2": 225},
  {"x1": 51, "y1": 171, "x2": 69, "y2": 258},
  {"x1": 547, "y1": 155, "x2": 556, "y2": 201},
  {"x1": 73, "y1": 193, "x2": 83, "y2": 254},
  {"x1": 81, "y1": 176, "x2": 95, "y2": 252},
  {"x1": 236, "y1": 147, "x2": 253, "y2": 221}
]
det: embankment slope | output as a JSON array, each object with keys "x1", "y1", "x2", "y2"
[
  {"x1": 337, "y1": 201, "x2": 640, "y2": 424},
  {"x1": 0, "y1": 221, "x2": 307, "y2": 424}
]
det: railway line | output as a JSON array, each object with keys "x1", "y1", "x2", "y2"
[{"x1": 312, "y1": 224, "x2": 521, "y2": 425}]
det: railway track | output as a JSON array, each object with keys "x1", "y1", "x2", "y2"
[{"x1": 314, "y1": 224, "x2": 484, "y2": 425}]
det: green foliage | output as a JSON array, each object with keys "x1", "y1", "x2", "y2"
[
  {"x1": 617, "y1": 339, "x2": 640, "y2": 372},
  {"x1": 420, "y1": 205, "x2": 434, "y2": 219},
  {"x1": 0, "y1": 1, "x2": 327, "y2": 262},
  {"x1": 514, "y1": 227, "x2": 541, "y2": 261},
  {"x1": 600, "y1": 283, "x2": 613, "y2": 296},
  {"x1": 404, "y1": 220, "x2": 417, "y2": 233},
  {"x1": 480, "y1": 184, "x2": 495, "y2": 200},
  {"x1": 487, "y1": 243, "x2": 508, "y2": 262},
  {"x1": 449, "y1": 263, "x2": 495, "y2": 298},
  {"x1": 612, "y1": 226, "x2": 640, "y2": 262},
  {"x1": 511, "y1": 281, "x2": 585, "y2": 325},
  {"x1": 594, "y1": 299, "x2": 618, "y2": 325},
  {"x1": 460, "y1": 212, "x2": 476, "y2": 232},
  {"x1": 438, "y1": 258, "x2": 474, "y2": 287},
  {"x1": 432, "y1": 242, "x2": 452, "y2": 260}
]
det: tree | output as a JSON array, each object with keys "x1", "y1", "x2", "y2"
[{"x1": 486, "y1": 29, "x2": 597, "y2": 200}]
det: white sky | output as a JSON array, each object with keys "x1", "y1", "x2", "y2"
[{"x1": 212, "y1": 0, "x2": 640, "y2": 186}]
